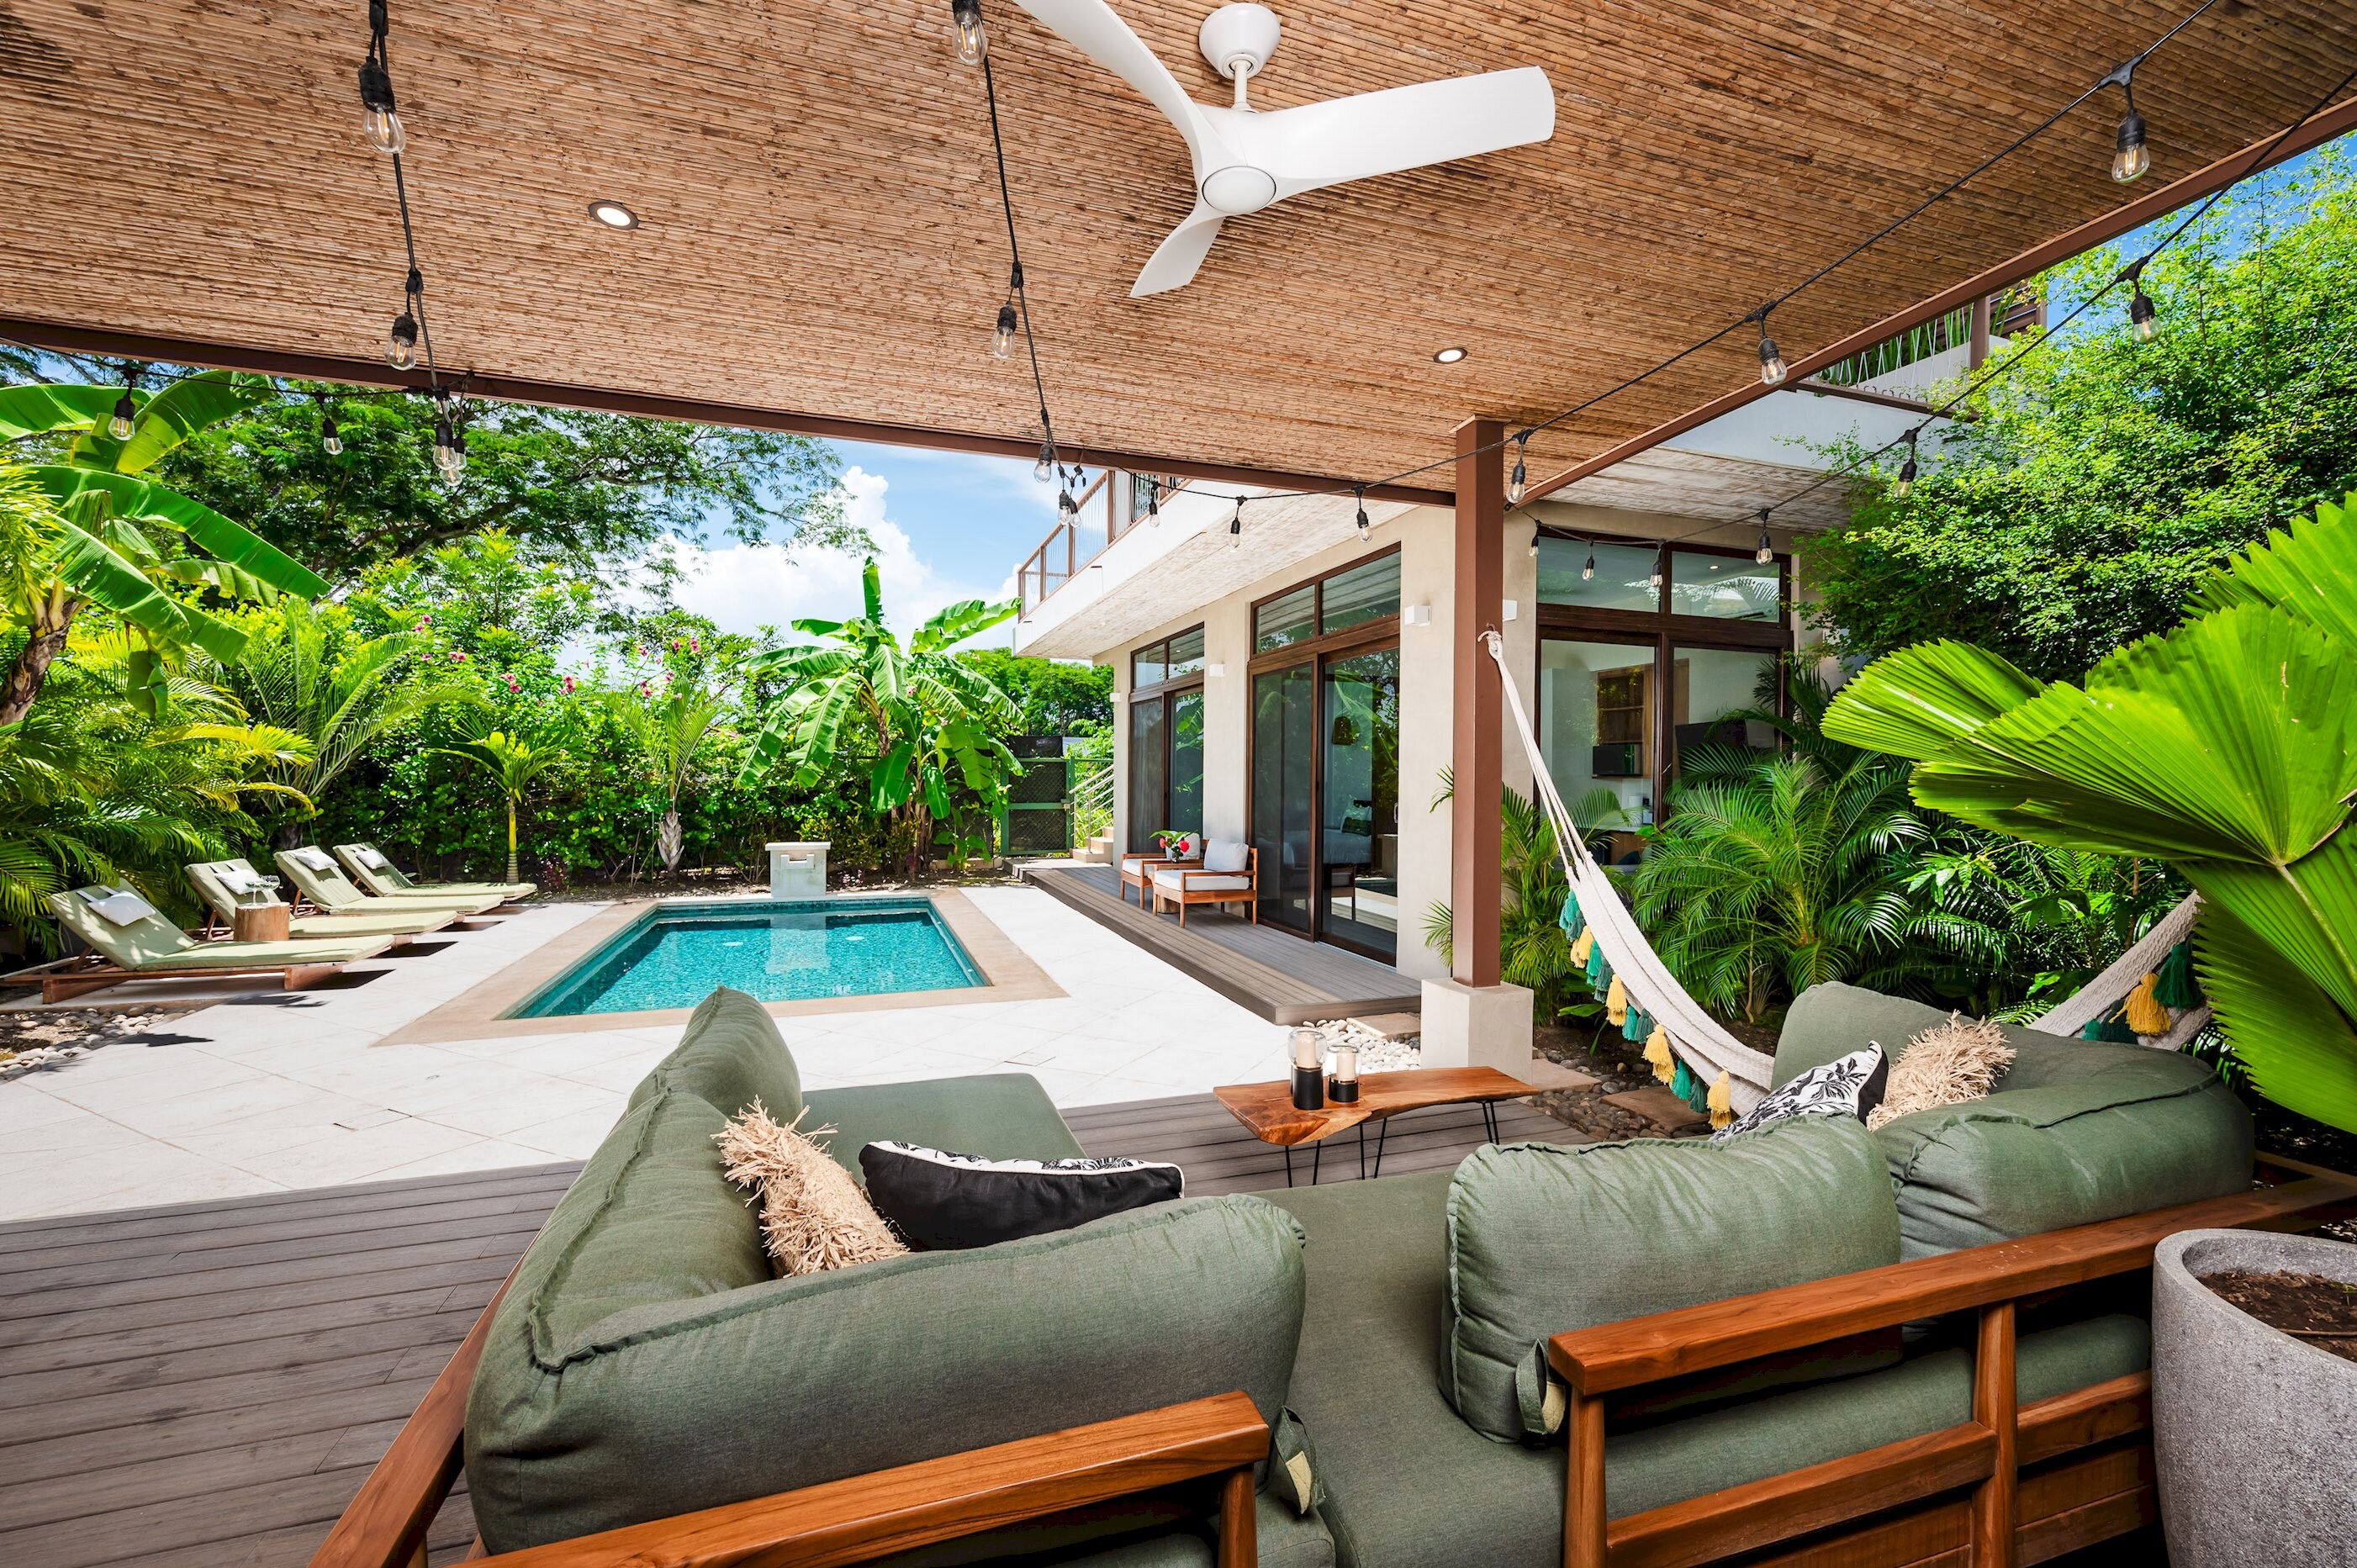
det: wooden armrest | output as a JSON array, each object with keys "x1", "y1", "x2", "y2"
[
  {"x1": 309, "y1": 1270, "x2": 517, "y2": 1568},
  {"x1": 473, "y1": 1391, "x2": 1269, "y2": 1568},
  {"x1": 1547, "y1": 1175, "x2": 2354, "y2": 1396}
]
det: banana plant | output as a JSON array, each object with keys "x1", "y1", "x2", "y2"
[
  {"x1": 0, "y1": 372, "x2": 328, "y2": 726},
  {"x1": 1822, "y1": 494, "x2": 2357, "y2": 1132},
  {"x1": 739, "y1": 558, "x2": 1019, "y2": 879}
]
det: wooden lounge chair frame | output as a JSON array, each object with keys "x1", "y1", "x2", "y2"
[
  {"x1": 1120, "y1": 852, "x2": 1200, "y2": 905},
  {"x1": 1150, "y1": 847, "x2": 1260, "y2": 927},
  {"x1": 312, "y1": 1155, "x2": 2356, "y2": 1568},
  {"x1": 0, "y1": 949, "x2": 354, "y2": 1005}
]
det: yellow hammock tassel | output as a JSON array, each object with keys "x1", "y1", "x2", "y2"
[
  {"x1": 1604, "y1": 973, "x2": 1627, "y2": 1027},
  {"x1": 1644, "y1": 1024, "x2": 1674, "y2": 1084},
  {"x1": 1707, "y1": 1070, "x2": 1735, "y2": 1131},
  {"x1": 1570, "y1": 927, "x2": 1593, "y2": 965},
  {"x1": 2123, "y1": 971, "x2": 2171, "y2": 1037}
]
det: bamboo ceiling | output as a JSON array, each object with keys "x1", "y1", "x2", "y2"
[{"x1": 1, "y1": 0, "x2": 2352, "y2": 494}]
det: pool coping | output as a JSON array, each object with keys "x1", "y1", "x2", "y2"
[{"x1": 378, "y1": 888, "x2": 1064, "y2": 1045}]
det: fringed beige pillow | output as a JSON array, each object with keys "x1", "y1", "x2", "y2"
[
  {"x1": 1866, "y1": 1013, "x2": 2016, "y2": 1132},
  {"x1": 716, "y1": 1099, "x2": 908, "y2": 1275}
]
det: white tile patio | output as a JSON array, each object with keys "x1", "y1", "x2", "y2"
[{"x1": 0, "y1": 887, "x2": 1303, "y2": 1222}]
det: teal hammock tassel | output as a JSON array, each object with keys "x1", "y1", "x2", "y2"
[
  {"x1": 1623, "y1": 1006, "x2": 1651, "y2": 1044},
  {"x1": 2154, "y1": 939, "x2": 2202, "y2": 1010},
  {"x1": 2081, "y1": 1010, "x2": 2140, "y2": 1044},
  {"x1": 1559, "y1": 889, "x2": 1583, "y2": 936},
  {"x1": 1588, "y1": 943, "x2": 1613, "y2": 998},
  {"x1": 1671, "y1": 1060, "x2": 1710, "y2": 1114}
]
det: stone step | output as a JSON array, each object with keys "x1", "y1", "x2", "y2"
[
  {"x1": 1603, "y1": 1085, "x2": 1710, "y2": 1135},
  {"x1": 1516, "y1": 1054, "x2": 1601, "y2": 1093}
]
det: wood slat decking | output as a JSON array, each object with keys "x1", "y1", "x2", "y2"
[
  {"x1": 1024, "y1": 864, "x2": 1423, "y2": 1024},
  {"x1": 0, "y1": 1090, "x2": 1575, "y2": 1567}
]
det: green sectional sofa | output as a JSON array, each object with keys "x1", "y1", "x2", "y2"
[{"x1": 431, "y1": 980, "x2": 2282, "y2": 1568}]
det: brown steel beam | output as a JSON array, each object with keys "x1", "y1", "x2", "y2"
[
  {"x1": 0, "y1": 317, "x2": 1453, "y2": 509},
  {"x1": 1524, "y1": 91, "x2": 2357, "y2": 504},
  {"x1": 1451, "y1": 417, "x2": 1504, "y2": 990}
]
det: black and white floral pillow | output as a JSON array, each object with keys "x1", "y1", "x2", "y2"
[
  {"x1": 1710, "y1": 1045, "x2": 1889, "y2": 1143},
  {"x1": 858, "y1": 1142, "x2": 1185, "y2": 1249}
]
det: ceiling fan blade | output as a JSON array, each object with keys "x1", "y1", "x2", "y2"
[
  {"x1": 1012, "y1": 0, "x2": 1222, "y2": 170},
  {"x1": 1213, "y1": 66, "x2": 1555, "y2": 202},
  {"x1": 1130, "y1": 203, "x2": 1227, "y2": 297}
]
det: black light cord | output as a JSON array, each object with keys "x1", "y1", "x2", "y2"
[{"x1": 980, "y1": 53, "x2": 1056, "y2": 454}]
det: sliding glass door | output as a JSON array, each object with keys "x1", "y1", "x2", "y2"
[
  {"x1": 1319, "y1": 647, "x2": 1400, "y2": 954},
  {"x1": 1251, "y1": 663, "x2": 1315, "y2": 933}
]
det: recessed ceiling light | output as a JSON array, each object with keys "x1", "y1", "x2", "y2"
[
  {"x1": 1432, "y1": 346, "x2": 1468, "y2": 364},
  {"x1": 588, "y1": 199, "x2": 639, "y2": 230}
]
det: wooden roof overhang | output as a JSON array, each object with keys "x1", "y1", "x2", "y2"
[{"x1": 1, "y1": 0, "x2": 2353, "y2": 502}]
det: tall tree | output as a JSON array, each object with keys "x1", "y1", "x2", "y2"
[{"x1": 1803, "y1": 152, "x2": 2357, "y2": 680}]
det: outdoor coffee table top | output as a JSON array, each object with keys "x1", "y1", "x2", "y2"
[{"x1": 1213, "y1": 1067, "x2": 1531, "y2": 1148}]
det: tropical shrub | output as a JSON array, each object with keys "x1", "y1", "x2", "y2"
[{"x1": 1823, "y1": 494, "x2": 2357, "y2": 1132}]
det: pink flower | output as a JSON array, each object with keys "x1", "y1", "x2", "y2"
[
  {"x1": 449, "y1": 651, "x2": 467, "y2": 663},
  {"x1": 562, "y1": 676, "x2": 577, "y2": 694},
  {"x1": 506, "y1": 678, "x2": 521, "y2": 693},
  {"x1": 690, "y1": 638, "x2": 700, "y2": 653},
  {"x1": 669, "y1": 638, "x2": 680, "y2": 652}
]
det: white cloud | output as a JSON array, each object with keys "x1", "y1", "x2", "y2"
[{"x1": 664, "y1": 467, "x2": 1015, "y2": 647}]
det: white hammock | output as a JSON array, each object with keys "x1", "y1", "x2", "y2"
[{"x1": 1479, "y1": 633, "x2": 2206, "y2": 1116}]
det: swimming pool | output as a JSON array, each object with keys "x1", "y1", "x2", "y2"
[{"x1": 514, "y1": 896, "x2": 984, "y2": 1018}]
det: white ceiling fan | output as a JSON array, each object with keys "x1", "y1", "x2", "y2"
[{"x1": 1012, "y1": 1, "x2": 1556, "y2": 296}]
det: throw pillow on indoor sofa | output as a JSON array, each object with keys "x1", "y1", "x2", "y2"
[{"x1": 1440, "y1": 1114, "x2": 1901, "y2": 1443}]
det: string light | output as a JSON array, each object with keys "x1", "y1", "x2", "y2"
[
  {"x1": 1649, "y1": 544, "x2": 1665, "y2": 591},
  {"x1": 2102, "y1": 59, "x2": 2150, "y2": 183},
  {"x1": 1354, "y1": 485, "x2": 1370, "y2": 541},
  {"x1": 385, "y1": 307, "x2": 419, "y2": 369},
  {"x1": 1144, "y1": 479, "x2": 1160, "y2": 521},
  {"x1": 1895, "y1": 428, "x2": 1921, "y2": 498},
  {"x1": 991, "y1": 302, "x2": 1017, "y2": 358},
  {"x1": 1754, "y1": 512, "x2": 1773, "y2": 565},
  {"x1": 107, "y1": 366, "x2": 137, "y2": 440},
  {"x1": 1752, "y1": 307, "x2": 1787, "y2": 387},
  {"x1": 1033, "y1": 439, "x2": 1054, "y2": 483},
  {"x1": 358, "y1": 1, "x2": 404, "y2": 154},
  {"x1": 1229, "y1": 495, "x2": 1245, "y2": 549},
  {"x1": 320, "y1": 406, "x2": 343, "y2": 456},
  {"x1": 1506, "y1": 432, "x2": 1529, "y2": 505},
  {"x1": 1583, "y1": 546, "x2": 1595, "y2": 583},
  {"x1": 2121, "y1": 261, "x2": 2159, "y2": 341},
  {"x1": 950, "y1": 0, "x2": 987, "y2": 67}
]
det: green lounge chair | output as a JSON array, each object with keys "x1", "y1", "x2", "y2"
[
  {"x1": 272, "y1": 849, "x2": 508, "y2": 918},
  {"x1": 19, "y1": 884, "x2": 391, "y2": 1004},
  {"x1": 334, "y1": 842, "x2": 535, "y2": 901},
  {"x1": 185, "y1": 860, "x2": 457, "y2": 941}
]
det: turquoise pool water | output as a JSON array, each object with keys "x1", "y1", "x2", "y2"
[{"x1": 516, "y1": 897, "x2": 982, "y2": 1017}]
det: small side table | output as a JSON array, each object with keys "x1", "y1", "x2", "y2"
[
  {"x1": 1213, "y1": 1067, "x2": 1533, "y2": 1185},
  {"x1": 232, "y1": 901, "x2": 292, "y2": 943}
]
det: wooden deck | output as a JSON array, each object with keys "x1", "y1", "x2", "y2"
[
  {"x1": 0, "y1": 1090, "x2": 1572, "y2": 1568},
  {"x1": 1024, "y1": 863, "x2": 1424, "y2": 1025}
]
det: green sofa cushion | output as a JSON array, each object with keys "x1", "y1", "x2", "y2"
[
  {"x1": 804, "y1": 1074, "x2": 1084, "y2": 1175},
  {"x1": 1773, "y1": 983, "x2": 2251, "y2": 1258},
  {"x1": 1440, "y1": 1117, "x2": 1901, "y2": 1442},
  {"x1": 628, "y1": 986, "x2": 803, "y2": 1122},
  {"x1": 1270, "y1": 1171, "x2": 2150, "y2": 1568}
]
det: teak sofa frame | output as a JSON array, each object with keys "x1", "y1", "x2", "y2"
[
  {"x1": 1151, "y1": 847, "x2": 1260, "y2": 927},
  {"x1": 312, "y1": 1157, "x2": 2354, "y2": 1568}
]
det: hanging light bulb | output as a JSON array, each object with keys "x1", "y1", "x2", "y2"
[
  {"x1": 386, "y1": 311, "x2": 419, "y2": 369},
  {"x1": 1648, "y1": 545, "x2": 1665, "y2": 591},
  {"x1": 2113, "y1": 107, "x2": 2149, "y2": 184},
  {"x1": 950, "y1": 0, "x2": 987, "y2": 66},
  {"x1": 1756, "y1": 310, "x2": 1788, "y2": 388},
  {"x1": 107, "y1": 388, "x2": 136, "y2": 441},
  {"x1": 1033, "y1": 440, "x2": 1054, "y2": 483},
  {"x1": 1895, "y1": 429, "x2": 1921, "y2": 499},
  {"x1": 1354, "y1": 487, "x2": 1371, "y2": 541},
  {"x1": 320, "y1": 409, "x2": 343, "y2": 456},
  {"x1": 1754, "y1": 512, "x2": 1774, "y2": 565},
  {"x1": 358, "y1": 55, "x2": 404, "y2": 155},
  {"x1": 1507, "y1": 433, "x2": 1529, "y2": 506},
  {"x1": 991, "y1": 302, "x2": 1017, "y2": 359},
  {"x1": 1144, "y1": 480, "x2": 1160, "y2": 522},
  {"x1": 1229, "y1": 495, "x2": 1245, "y2": 549},
  {"x1": 2119, "y1": 261, "x2": 2159, "y2": 341},
  {"x1": 1057, "y1": 487, "x2": 1078, "y2": 519},
  {"x1": 1582, "y1": 547, "x2": 1595, "y2": 583}
]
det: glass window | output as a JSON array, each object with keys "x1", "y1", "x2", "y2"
[
  {"x1": 1319, "y1": 555, "x2": 1400, "y2": 635},
  {"x1": 1670, "y1": 551, "x2": 1780, "y2": 621},
  {"x1": 1251, "y1": 663, "x2": 1317, "y2": 932},
  {"x1": 1255, "y1": 585, "x2": 1316, "y2": 652},
  {"x1": 1168, "y1": 689, "x2": 1205, "y2": 836},
  {"x1": 1535, "y1": 538, "x2": 1659, "y2": 613},
  {"x1": 1536, "y1": 638, "x2": 1657, "y2": 866},
  {"x1": 1319, "y1": 647, "x2": 1400, "y2": 958},
  {"x1": 1166, "y1": 626, "x2": 1206, "y2": 680},
  {"x1": 1131, "y1": 640, "x2": 1166, "y2": 689},
  {"x1": 1671, "y1": 647, "x2": 1780, "y2": 780},
  {"x1": 1128, "y1": 699, "x2": 1168, "y2": 853}
]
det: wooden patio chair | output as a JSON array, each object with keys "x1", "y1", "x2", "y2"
[
  {"x1": 1118, "y1": 831, "x2": 1202, "y2": 905},
  {"x1": 1150, "y1": 841, "x2": 1257, "y2": 927},
  {"x1": 0, "y1": 885, "x2": 394, "y2": 1005}
]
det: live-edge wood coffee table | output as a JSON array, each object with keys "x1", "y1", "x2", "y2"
[{"x1": 1213, "y1": 1067, "x2": 1532, "y2": 1185}]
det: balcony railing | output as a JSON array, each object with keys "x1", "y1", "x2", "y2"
[
  {"x1": 1812, "y1": 289, "x2": 2044, "y2": 388},
  {"x1": 1015, "y1": 471, "x2": 1189, "y2": 613}
]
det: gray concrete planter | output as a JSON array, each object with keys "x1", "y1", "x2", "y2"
[{"x1": 2152, "y1": 1228, "x2": 2357, "y2": 1568}]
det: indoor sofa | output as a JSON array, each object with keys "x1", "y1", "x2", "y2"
[{"x1": 316, "y1": 983, "x2": 2349, "y2": 1568}]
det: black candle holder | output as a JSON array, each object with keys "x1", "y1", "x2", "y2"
[
  {"x1": 1326, "y1": 1074, "x2": 1361, "y2": 1104},
  {"x1": 1290, "y1": 1064, "x2": 1327, "y2": 1111}
]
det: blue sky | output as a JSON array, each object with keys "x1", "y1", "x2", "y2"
[{"x1": 668, "y1": 441, "x2": 1061, "y2": 651}]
